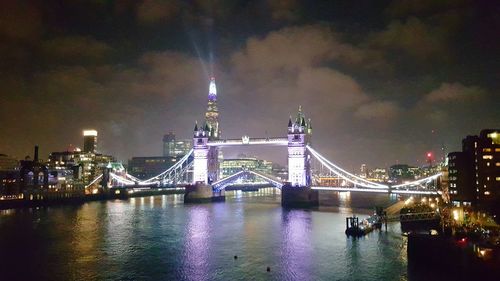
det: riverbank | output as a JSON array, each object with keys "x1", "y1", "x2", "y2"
[
  {"x1": 408, "y1": 233, "x2": 500, "y2": 280},
  {"x1": 0, "y1": 188, "x2": 185, "y2": 210}
]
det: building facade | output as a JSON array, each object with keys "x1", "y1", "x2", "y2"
[
  {"x1": 48, "y1": 149, "x2": 115, "y2": 186},
  {"x1": 162, "y1": 132, "x2": 192, "y2": 157},
  {"x1": 448, "y1": 129, "x2": 500, "y2": 212},
  {"x1": 220, "y1": 157, "x2": 273, "y2": 178},
  {"x1": 128, "y1": 156, "x2": 181, "y2": 180},
  {"x1": 83, "y1": 130, "x2": 97, "y2": 153}
]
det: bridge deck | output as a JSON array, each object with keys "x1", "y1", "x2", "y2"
[{"x1": 207, "y1": 137, "x2": 288, "y2": 147}]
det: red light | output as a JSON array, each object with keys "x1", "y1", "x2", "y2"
[{"x1": 427, "y1": 152, "x2": 432, "y2": 158}]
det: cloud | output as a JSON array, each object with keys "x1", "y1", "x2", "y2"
[
  {"x1": 0, "y1": 1, "x2": 43, "y2": 42},
  {"x1": 231, "y1": 25, "x2": 385, "y2": 78},
  {"x1": 368, "y1": 17, "x2": 449, "y2": 60},
  {"x1": 354, "y1": 101, "x2": 401, "y2": 120},
  {"x1": 0, "y1": 50, "x2": 207, "y2": 160},
  {"x1": 40, "y1": 36, "x2": 113, "y2": 64},
  {"x1": 268, "y1": 0, "x2": 301, "y2": 22},
  {"x1": 422, "y1": 82, "x2": 485, "y2": 103},
  {"x1": 385, "y1": 0, "x2": 467, "y2": 18},
  {"x1": 136, "y1": 0, "x2": 180, "y2": 25}
]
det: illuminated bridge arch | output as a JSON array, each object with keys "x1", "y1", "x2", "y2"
[{"x1": 212, "y1": 170, "x2": 284, "y2": 191}]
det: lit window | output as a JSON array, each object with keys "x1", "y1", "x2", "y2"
[
  {"x1": 483, "y1": 148, "x2": 492, "y2": 152},
  {"x1": 487, "y1": 162, "x2": 490, "y2": 166},
  {"x1": 483, "y1": 155, "x2": 493, "y2": 160},
  {"x1": 484, "y1": 191, "x2": 490, "y2": 195}
]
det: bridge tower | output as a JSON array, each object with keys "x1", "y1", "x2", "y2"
[
  {"x1": 192, "y1": 122, "x2": 209, "y2": 184},
  {"x1": 287, "y1": 106, "x2": 312, "y2": 186},
  {"x1": 282, "y1": 106, "x2": 318, "y2": 207},
  {"x1": 185, "y1": 121, "x2": 225, "y2": 203}
]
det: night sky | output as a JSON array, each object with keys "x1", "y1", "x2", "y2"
[{"x1": 0, "y1": 0, "x2": 498, "y2": 170}]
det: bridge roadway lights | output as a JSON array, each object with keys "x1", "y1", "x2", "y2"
[
  {"x1": 184, "y1": 182, "x2": 225, "y2": 203},
  {"x1": 281, "y1": 184, "x2": 319, "y2": 208}
]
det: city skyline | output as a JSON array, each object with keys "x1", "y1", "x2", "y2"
[{"x1": 0, "y1": 1, "x2": 498, "y2": 169}]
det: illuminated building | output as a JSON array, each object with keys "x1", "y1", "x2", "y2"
[
  {"x1": 162, "y1": 132, "x2": 192, "y2": 157},
  {"x1": 205, "y1": 77, "x2": 220, "y2": 139},
  {"x1": 128, "y1": 156, "x2": 181, "y2": 180},
  {"x1": 48, "y1": 146, "x2": 115, "y2": 186},
  {"x1": 83, "y1": 130, "x2": 98, "y2": 153},
  {"x1": 389, "y1": 164, "x2": 420, "y2": 183},
  {"x1": 448, "y1": 129, "x2": 500, "y2": 211},
  {"x1": 368, "y1": 168, "x2": 388, "y2": 182},
  {"x1": 220, "y1": 157, "x2": 273, "y2": 177},
  {"x1": 447, "y1": 152, "x2": 474, "y2": 206},
  {"x1": 360, "y1": 164, "x2": 367, "y2": 178}
]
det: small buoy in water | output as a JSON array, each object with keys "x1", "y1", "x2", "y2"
[
  {"x1": 266, "y1": 266, "x2": 271, "y2": 272},
  {"x1": 234, "y1": 255, "x2": 238, "y2": 259}
]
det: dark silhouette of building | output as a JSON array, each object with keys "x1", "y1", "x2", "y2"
[
  {"x1": 0, "y1": 154, "x2": 19, "y2": 195},
  {"x1": 448, "y1": 129, "x2": 500, "y2": 214},
  {"x1": 19, "y1": 145, "x2": 49, "y2": 191},
  {"x1": 128, "y1": 156, "x2": 181, "y2": 180}
]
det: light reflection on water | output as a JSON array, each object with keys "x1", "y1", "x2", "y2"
[{"x1": 0, "y1": 190, "x2": 415, "y2": 281}]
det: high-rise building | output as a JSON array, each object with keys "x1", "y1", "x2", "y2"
[
  {"x1": 360, "y1": 164, "x2": 367, "y2": 178},
  {"x1": 448, "y1": 152, "x2": 474, "y2": 205},
  {"x1": 205, "y1": 77, "x2": 220, "y2": 139},
  {"x1": 128, "y1": 156, "x2": 181, "y2": 180},
  {"x1": 83, "y1": 130, "x2": 97, "y2": 153},
  {"x1": 448, "y1": 129, "x2": 500, "y2": 212},
  {"x1": 389, "y1": 164, "x2": 420, "y2": 183},
  {"x1": 162, "y1": 132, "x2": 192, "y2": 157}
]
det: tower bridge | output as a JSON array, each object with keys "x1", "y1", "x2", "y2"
[{"x1": 97, "y1": 76, "x2": 444, "y2": 207}]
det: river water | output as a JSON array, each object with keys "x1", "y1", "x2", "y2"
[{"x1": 0, "y1": 189, "x2": 428, "y2": 281}]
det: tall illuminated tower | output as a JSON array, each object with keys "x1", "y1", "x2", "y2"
[
  {"x1": 205, "y1": 77, "x2": 220, "y2": 139},
  {"x1": 83, "y1": 130, "x2": 97, "y2": 153}
]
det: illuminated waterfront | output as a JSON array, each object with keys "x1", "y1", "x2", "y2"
[{"x1": 1, "y1": 190, "x2": 448, "y2": 281}]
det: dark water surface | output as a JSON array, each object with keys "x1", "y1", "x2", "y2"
[{"x1": 0, "y1": 189, "x2": 414, "y2": 281}]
